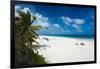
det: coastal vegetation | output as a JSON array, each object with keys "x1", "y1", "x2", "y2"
[{"x1": 15, "y1": 10, "x2": 46, "y2": 67}]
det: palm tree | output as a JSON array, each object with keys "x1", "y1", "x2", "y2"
[
  {"x1": 15, "y1": 10, "x2": 43, "y2": 48},
  {"x1": 15, "y1": 10, "x2": 46, "y2": 67}
]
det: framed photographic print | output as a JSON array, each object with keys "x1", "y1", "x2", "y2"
[{"x1": 11, "y1": 0, "x2": 96, "y2": 68}]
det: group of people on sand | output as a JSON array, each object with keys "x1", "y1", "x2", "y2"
[
  {"x1": 75, "y1": 42, "x2": 85, "y2": 46},
  {"x1": 43, "y1": 37, "x2": 49, "y2": 41}
]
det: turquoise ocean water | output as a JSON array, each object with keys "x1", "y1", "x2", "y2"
[{"x1": 40, "y1": 35, "x2": 94, "y2": 39}]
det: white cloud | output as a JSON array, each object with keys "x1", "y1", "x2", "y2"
[
  {"x1": 61, "y1": 16, "x2": 72, "y2": 25},
  {"x1": 35, "y1": 13, "x2": 42, "y2": 18},
  {"x1": 15, "y1": 6, "x2": 31, "y2": 14},
  {"x1": 72, "y1": 24, "x2": 82, "y2": 32},
  {"x1": 15, "y1": 12, "x2": 19, "y2": 17},
  {"x1": 15, "y1": 6, "x2": 21, "y2": 10},
  {"x1": 73, "y1": 19, "x2": 85, "y2": 24},
  {"x1": 61, "y1": 16, "x2": 72, "y2": 23},
  {"x1": 72, "y1": 24, "x2": 79, "y2": 29},
  {"x1": 24, "y1": 7, "x2": 30, "y2": 11},
  {"x1": 53, "y1": 24, "x2": 60, "y2": 28},
  {"x1": 61, "y1": 16, "x2": 85, "y2": 32},
  {"x1": 61, "y1": 16, "x2": 85, "y2": 25},
  {"x1": 33, "y1": 13, "x2": 50, "y2": 28},
  {"x1": 22, "y1": 7, "x2": 30, "y2": 13},
  {"x1": 77, "y1": 29, "x2": 82, "y2": 32},
  {"x1": 18, "y1": 7, "x2": 33, "y2": 15},
  {"x1": 15, "y1": 6, "x2": 21, "y2": 17}
]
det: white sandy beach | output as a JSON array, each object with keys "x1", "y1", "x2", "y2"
[{"x1": 34, "y1": 35, "x2": 94, "y2": 64}]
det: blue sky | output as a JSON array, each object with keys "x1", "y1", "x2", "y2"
[{"x1": 15, "y1": 3, "x2": 95, "y2": 35}]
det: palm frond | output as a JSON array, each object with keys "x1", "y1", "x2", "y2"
[
  {"x1": 18, "y1": 11, "x2": 31, "y2": 27},
  {"x1": 31, "y1": 25, "x2": 43, "y2": 30}
]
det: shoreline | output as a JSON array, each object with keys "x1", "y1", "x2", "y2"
[{"x1": 39, "y1": 35, "x2": 94, "y2": 39}]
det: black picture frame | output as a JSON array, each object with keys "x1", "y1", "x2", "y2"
[{"x1": 10, "y1": 0, "x2": 97, "y2": 68}]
